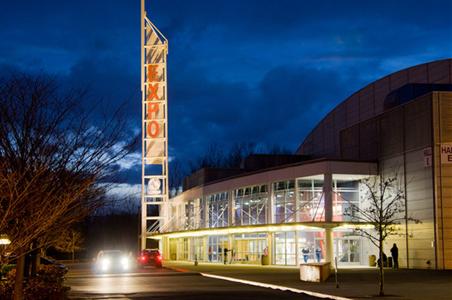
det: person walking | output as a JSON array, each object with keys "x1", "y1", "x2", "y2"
[
  {"x1": 390, "y1": 243, "x2": 399, "y2": 269},
  {"x1": 223, "y1": 248, "x2": 228, "y2": 265}
]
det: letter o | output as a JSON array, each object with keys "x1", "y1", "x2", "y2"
[{"x1": 147, "y1": 121, "x2": 160, "y2": 138}]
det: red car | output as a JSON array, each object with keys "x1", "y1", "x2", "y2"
[{"x1": 137, "y1": 249, "x2": 162, "y2": 268}]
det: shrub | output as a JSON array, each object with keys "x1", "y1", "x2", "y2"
[{"x1": 0, "y1": 265, "x2": 70, "y2": 300}]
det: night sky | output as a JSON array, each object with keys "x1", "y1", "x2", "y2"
[{"x1": 1, "y1": 0, "x2": 451, "y2": 195}]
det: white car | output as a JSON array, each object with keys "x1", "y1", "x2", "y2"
[{"x1": 95, "y1": 250, "x2": 133, "y2": 273}]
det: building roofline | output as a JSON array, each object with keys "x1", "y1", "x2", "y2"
[
  {"x1": 175, "y1": 158, "x2": 377, "y2": 197},
  {"x1": 296, "y1": 58, "x2": 452, "y2": 154}
]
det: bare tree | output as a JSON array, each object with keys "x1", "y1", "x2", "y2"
[
  {"x1": 188, "y1": 142, "x2": 291, "y2": 172},
  {"x1": 0, "y1": 74, "x2": 137, "y2": 299},
  {"x1": 51, "y1": 229, "x2": 84, "y2": 262},
  {"x1": 343, "y1": 174, "x2": 419, "y2": 296}
]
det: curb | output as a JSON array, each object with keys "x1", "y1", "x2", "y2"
[{"x1": 200, "y1": 273, "x2": 352, "y2": 300}]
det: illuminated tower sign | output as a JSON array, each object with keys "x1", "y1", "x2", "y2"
[{"x1": 141, "y1": 0, "x2": 169, "y2": 249}]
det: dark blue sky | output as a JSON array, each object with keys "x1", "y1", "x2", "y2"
[{"x1": 1, "y1": 0, "x2": 451, "y2": 187}]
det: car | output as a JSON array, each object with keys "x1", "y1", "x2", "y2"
[
  {"x1": 40, "y1": 256, "x2": 68, "y2": 272},
  {"x1": 137, "y1": 249, "x2": 162, "y2": 268},
  {"x1": 94, "y1": 250, "x2": 133, "y2": 273}
]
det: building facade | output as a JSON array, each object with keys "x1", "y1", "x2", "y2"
[{"x1": 148, "y1": 59, "x2": 452, "y2": 270}]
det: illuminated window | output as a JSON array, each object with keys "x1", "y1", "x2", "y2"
[
  {"x1": 298, "y1": 178, "x2": 325, "y2": 222},
  {"x1": 207, "y1": 192, "x2": 229, "y2": 228},
  {"x1": 234, "y1": 185, "x2": 268, "y2": 226},
  {"x1": 273, "y1": 181, "x2": 296, "y2": 223},
  {"x1": 332, "y1": 179, "x2": 360, "y2": 222}
]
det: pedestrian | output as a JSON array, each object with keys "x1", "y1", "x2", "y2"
[
  {"x1": 302, "y1": 247, "x2": 309, "y2": 263},
  {"x1": 315, "y1": 247, "x2": 322, "y2": 262},
  {"x1": 390, "y1": 243, "x2": 399, "y2": 269},
  {"x1": 223, "y1": 248, "x2": 228, "y2": 265}
]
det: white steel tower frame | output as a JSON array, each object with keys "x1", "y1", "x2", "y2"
[{"x1": 141, "y1": 0, "x2": 169, "y2": 249}]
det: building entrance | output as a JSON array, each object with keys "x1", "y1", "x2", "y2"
[
  {"x1": 335, "y1": 238, "x2": 361, "y2": 265},
  {"x1": 232, "y1": 233, "x2": 267, "y2": 264}
]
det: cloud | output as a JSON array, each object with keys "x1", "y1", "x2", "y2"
[{"x1": 1, "y1": 0, "x2": 451, "y2": 186}]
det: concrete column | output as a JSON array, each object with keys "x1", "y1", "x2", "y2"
[
  {"x1": 203, "y1": 197, "x2": 209, "y2": 228},
  {"x1": 228, "y1": 234, "x2": 234, "y2": 264},
  {"x1": 165, "y1": 237, "x2": 170, "y2": 260},
  {"x1": 228, "y1": 190, "x2": 234, "y2": 226},
  {"x1": 324, "y1": 173, "x2": 333, "y2": 222},
  {"x1": 295, "y1": 230, "x2": 299, "y2": 265},
  {"x1": 268, "y1": 182, "x2": 275, "y2": 224},
  {"x1": 267, "y1": 232, "x2": 273, "y2": 265},
  {"x1": 294, "y1": 178, "x2": 300, "y2": 222},
  {"x1": 325, "y1": 227, "x2": 334, "y2": 268}
]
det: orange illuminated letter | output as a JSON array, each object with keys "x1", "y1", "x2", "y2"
[
  {"x1": 147, "y1": 102, "x2": 160, "y2": 119},
  {"x1": 148, "y1": 83, "x2": 160, "y2": 101},
  {"x1": 147, "y1": 65, "x2": 159, "y2": 82},
  {"x1": 147, "y1": 121, "x2": 160, "y2": 138}
]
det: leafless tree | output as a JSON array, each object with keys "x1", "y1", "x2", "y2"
[
  {"x1": 0, "y1": 74, "x2": 137, "y2": 299},
  {"x1": 51, "y1": 229, "x2": 84, "y2": 262},
  {"x1": 343, "y1": 174, "x2": 419, "y2": 296},
  {"x1": 188, "y1": 142, "x2": 291, "y2": 172}
]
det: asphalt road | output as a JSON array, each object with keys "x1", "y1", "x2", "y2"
[{"x1": 66, "y1": 264, "x2": 319, "y2": 300}]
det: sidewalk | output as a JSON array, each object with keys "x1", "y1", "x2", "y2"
[{"x1": 163, "y1": 261, "x2": 452, "y2": 300}]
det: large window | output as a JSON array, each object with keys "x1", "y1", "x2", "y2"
[
  {"x1": 184, "y1": 200, "x2": 195, "y2": 230},
  {"x1": 297, "y1": 178, "x2": 325, "y2": 222},
  {"x1": 274, "y1": 231, "x2": 296, "y2": 265},
  {"x1": 298, "y1": 230, "x2": 325, "y2": 263},
  {"x1": 207, "y1": 235, "x2": 229, "y2": 263},
  {"x1": 207, "y1": 192, "x2": 229, "y2": 228},
  {"x1": 334, "y1": 230, "x2": 362, "y2": 265},
  {"x1": 174, "y1": 238, "x2": 189, "y2": 261},
  {"x1": 273, "y1": 181, "x2": 296, "y2": 223},
  {"x1": 333, "y1": 179, "x2": 360, "y2": 221},
  {"x1": 191, "y1": 237, "x2": 206, "y2": 261},
  {"x1": 234, "y1": 185, "x2": 268, "y2": 226},
  {"x1": 232, "y1": 233, "x2": 267, "y2": 264}
]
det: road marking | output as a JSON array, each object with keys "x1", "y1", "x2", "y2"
[{"x1": 200, "y1": 273, "x2": 352, "y2": 300}]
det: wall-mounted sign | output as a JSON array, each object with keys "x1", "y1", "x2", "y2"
[
  {"x1": 423, "y1": 147, "x2": 432, "y2": 167},
  {"x1": 441, "y1": 144, "x2": 452, "y2": 164}
]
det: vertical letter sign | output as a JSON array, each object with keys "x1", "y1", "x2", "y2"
[{"x1": 141, "y1": 7, "x2": 169, "y2": 249}]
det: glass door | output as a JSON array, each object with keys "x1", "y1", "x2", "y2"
[
  {"x1": 334, "y1": 238, "x2": 361, "y2": 265},
  {"x1": 274, "y1": 231, "x2": 296, "y2": 265}
]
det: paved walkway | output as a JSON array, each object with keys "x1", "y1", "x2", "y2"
[{"x1": 163, "y1": 261, "x2": 452, "y2": 300}]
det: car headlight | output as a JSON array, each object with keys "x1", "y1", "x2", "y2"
[
  {"x1": 100, "y1": 258, "x2": 110, "y2": 271},
  {"x1": 121, "y1": 256, "x2": 129, "y2": 269}
]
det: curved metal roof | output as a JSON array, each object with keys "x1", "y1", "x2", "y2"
[{"x1": 296, "y1": 58, "x2": 452, "y2": 157}]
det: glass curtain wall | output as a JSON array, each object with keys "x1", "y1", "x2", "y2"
[
  {"x1": 207, "y1": 192, "x2": 229, "y2": 228},
  {"x1": 332, "y1": 179, "x2": 360, "y2": 222},
  {"x1": 273, "y1": 181, "x2": 296, "y2": 223},
  {"x1": 232, "y1": 233, "x2": 267, "y2": 264},
  {"x1": 176, "y1": 238, "x2": 189, "y2": 260},
  {"x1": 191, "y1": 237, "x2": 206, "y2": 262},
  {"x1": 274, "y1": 231, "x2": 296, "y2": 265},
  {"x1": 234, "y1": 185, "x2": 268, "y2": 226},
  {"x1": 184, "y1": 200, "x2": 195, "y2": 230},
  {"x1": 207, "y1": 235, "x2": 229, "y2": 263},
  {"x1": 297, "y1": 230, "x2": 325, "y2": 263},
  {"x1": 297, "y1": 178, "x2": 325, "y2": 222},
  {"x1": 333, "y1": 230, "x2": 362, "y2": 265}
]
